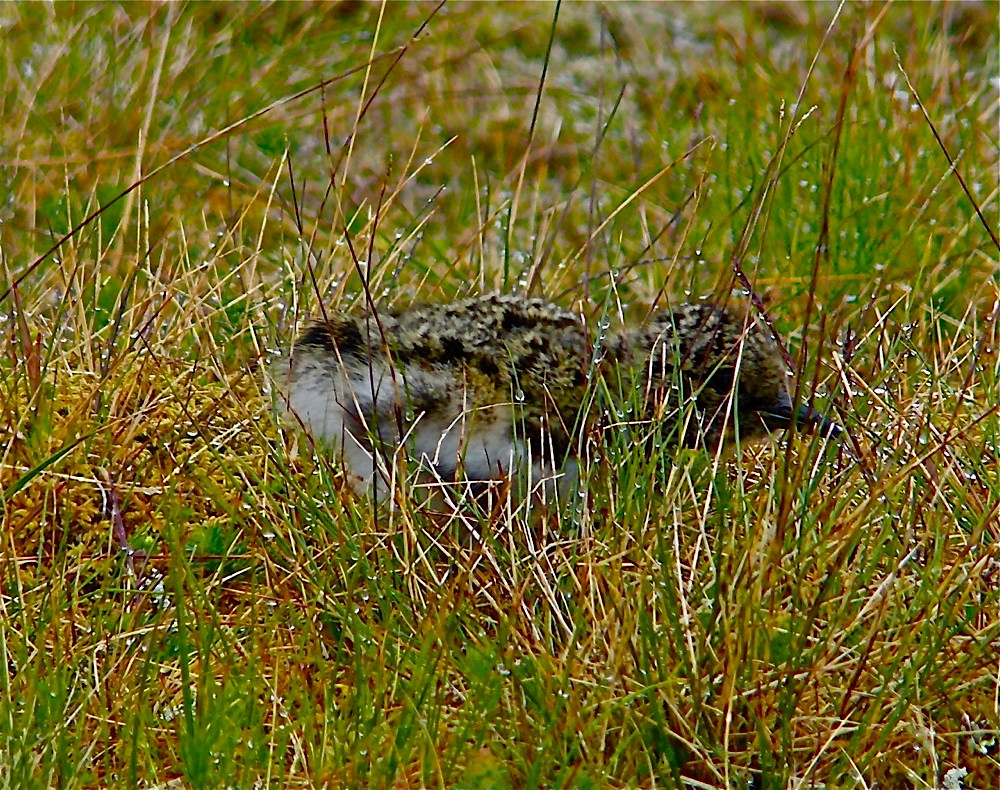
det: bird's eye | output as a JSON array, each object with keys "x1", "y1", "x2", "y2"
[{"x1": 705, "y1": 367, "x2": 735, "y2": 395}]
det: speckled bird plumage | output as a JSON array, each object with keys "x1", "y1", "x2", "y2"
[{"x1": 281, "y1": 293, "x2": 837, "y2": 498}]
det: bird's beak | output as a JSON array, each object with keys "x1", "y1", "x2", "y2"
[{"x1": 759, "y1": 391, "x2": 842, "y2": 438}]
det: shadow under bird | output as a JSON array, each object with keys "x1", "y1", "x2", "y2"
[{"x1": 280, "y1": 293, "x2": 840, "y2": 499}]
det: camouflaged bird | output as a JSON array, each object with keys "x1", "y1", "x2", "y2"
[{"x1": 281, "y1": 293, "x2": 839, "y2": 498}]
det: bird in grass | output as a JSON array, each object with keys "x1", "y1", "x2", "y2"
[{"x1": 280, "y1": 293, "x2": 840, "y2": 499}]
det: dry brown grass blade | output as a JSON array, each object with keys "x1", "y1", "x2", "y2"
[{"x1": 894, "y1": 46, "x2": 1000, "y2": 254}]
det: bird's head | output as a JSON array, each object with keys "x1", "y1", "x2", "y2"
[{"x1": 634, "y1": 302, "x2": 840, "y2": 448}]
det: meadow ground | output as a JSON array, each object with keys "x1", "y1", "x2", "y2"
[{"x1": 1, "y1": 2, "x2": 998, "y2": 787}]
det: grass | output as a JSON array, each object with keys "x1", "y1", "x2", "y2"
[{"x1": 1, "y1": 2, "x2": 998, "y2": 787}]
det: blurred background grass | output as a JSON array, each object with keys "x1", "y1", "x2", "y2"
[{"x1": 1, "y1": 2, "x2": 997, "y2": 787}]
